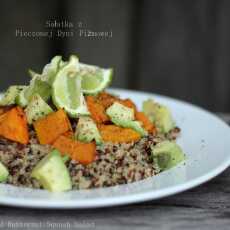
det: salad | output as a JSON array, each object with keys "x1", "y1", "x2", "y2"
[{"x1": 0, "y1": 55, "x2": 185, "y2": 192}]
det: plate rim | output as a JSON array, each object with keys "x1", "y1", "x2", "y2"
[{"x1": 0, "y1": 88, "x2": 230, "y2": 209}]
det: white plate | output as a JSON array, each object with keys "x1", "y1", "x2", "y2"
[{"x1": 0, "y1": 88, "x2": 230, "y2": 209}]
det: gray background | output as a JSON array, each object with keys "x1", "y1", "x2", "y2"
[{"x1": 1, "y1": 0, "x2": 230, "y2": 111}]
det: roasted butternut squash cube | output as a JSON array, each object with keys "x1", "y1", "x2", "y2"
[
  {"x1": 33, "y1": 109, "x2": 72, "y2": 144},
  {"x1": 0, "y1": 106, "x2": 29, "y2": 144},
  {"x1": 53, "y1": 135, "x2": 96, "y2": 165}
]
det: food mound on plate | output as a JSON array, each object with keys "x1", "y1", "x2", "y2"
[{"x1": 0, "y1": 55, "x2": 185, "y2": 192}]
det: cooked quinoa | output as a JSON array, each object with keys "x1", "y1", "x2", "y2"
[{"x1": 0, "y1": 128, "x2": 180, "y2": 190}]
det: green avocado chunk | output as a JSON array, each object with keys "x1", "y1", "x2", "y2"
[
  {"x1": 111, "y1": 118, "x2": 147, "y2": 137},
  {"x1": 16, "y1": 78, "x2": 51, "y2": 107},
  {"x1": 106, "y1": 102, "x2": 147, "y2": 136},
  {"x1": 0, "y1": 85, "x2": 25, "y2": 106},
  {"x1": 0, "y1": 161, "x2": 9, "y2": 182},
  {"x1": 25, "y1": 94, "x2": 53, "y2": 124},
  {"x1": 106, "y1": 102, "x2": 135, "y2": 121},
  {"x1": 75, "y1": 116, "x2": 102, "y2": 145},
  {"x1": 151, "y1": 141, "x2": 185, "y2": 171},
  {"x1": 143, "y1": 99, "x2": 175, "y2": 133},
  {"x1": 31, "y1": 149, "x2": 72, "y2": 192}
]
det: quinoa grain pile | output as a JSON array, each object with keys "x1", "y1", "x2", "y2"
[{"x1": 0, "y1": 128, "x2": 180, "y2": 190}]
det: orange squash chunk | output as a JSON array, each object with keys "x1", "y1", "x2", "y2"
[
  {"x1": 33, "y1": 109, "x2": 72, "y2": 144},
  {"x1": 53, "y1": 135, "x2": 96, "y2": 165},
  {"x1": 62, "y1": 130, "x2": 74, "y2": 139},
  {"x1": 0, "y1": 106, "x2": 29, "y2": 144},
  {"x1": 97, "y1": 92, "x2": 118, "y2": 108},
  {"x1": 98, "y1": 124, "x2": 141, "y2": 143},
  {"x1": 86, "y1": 96, "x2": 109, "y2": 123},
  {"x1": 97, "y1": 92, "x2": 137, "y2": 111},
  {"x1": 0, "y1": 106, "x2": 13, "y2": 116},
  {"x1": 97, "y1": 91, "x2": 128, "y2": 108},
  {"x1": 135, "y1": 112, "x2": 156, "y2": 134},
  {"x1": 86, "y1": 93, "x2": 137, "y2": 124}
]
